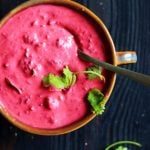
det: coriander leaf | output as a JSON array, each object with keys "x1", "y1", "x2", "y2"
[
  {"x1": 87, "y1": 88, "x2": 105, "y2": 115},
  {"x1": 86, "y1": 65, "x2": 101, "y2": 79},
  {"x1": 115, "y1": 146, "x2": 128, "y2": 150},
  {"x1": 62, "y1": 66, "x2": 74, "y2": 85},
  {"x1": 71, "y1": 74, "x2": 77, "y2": 86},
  {"x1": 105, "y1": 141, "x2": 142, "y2": 150},
  {"x1": 76, "y1": 65, "x2": 105, "y2": 81},
  {"x1": 43, "y1": 74, "x2": 66, "y2": 89},
  {"x1": 43, "y1": 66, "x2": 76, "y2": 89}
]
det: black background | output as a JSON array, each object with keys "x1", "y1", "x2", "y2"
[{"x1": 0, "y1": 0, "x2": 150, "y2": 150}]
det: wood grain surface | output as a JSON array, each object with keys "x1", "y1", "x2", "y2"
[{"x1": 0, "y1": 0, "x2": 150, "y2": 149}]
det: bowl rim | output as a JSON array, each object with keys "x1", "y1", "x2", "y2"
[{"x1": 0, "y1": 0, "x2": 117, "y2": 135}]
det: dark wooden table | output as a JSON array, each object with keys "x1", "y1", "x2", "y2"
[{"x1": 0, "y1": 0, "x2": 150, "y2": 149}]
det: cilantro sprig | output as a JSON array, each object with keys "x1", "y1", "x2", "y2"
[
  {"x1": 115, "y1": 146, "x2": 128, "y2": 150},
  {"x1": 43, "y1": 65, "x2": 106, "y2": 115},
  {"x1": 43, "y1": 65, "x2": 105, "y2": 90},
  {"x1": 105, "y1": 140, "x2": 142, "y2": 150},
  {"x1": 43, "y1": 66, "x2": 76, "y2": 89},
  {"x1": 77, "y1": 65, "x2": 105, "y2": 81},
  {"x1": 87, "y1": 88, "x2": 105, "y2": 115}
]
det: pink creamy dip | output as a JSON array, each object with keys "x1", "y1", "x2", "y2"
[{"x1": 0, "y1": 5, "x2": 108, "y2": 129}]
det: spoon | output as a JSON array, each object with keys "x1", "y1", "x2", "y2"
[{"x1": 78, "y1": 50, "x2": 150, "y2": 87}]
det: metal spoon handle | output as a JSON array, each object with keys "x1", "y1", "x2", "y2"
[{"x1": 78, "y1": 51, "x2": 150, "y2": 87}]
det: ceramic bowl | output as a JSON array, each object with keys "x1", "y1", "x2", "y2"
[{"x1": 0, "y1": 0, "x2": 137, "y2": 135}]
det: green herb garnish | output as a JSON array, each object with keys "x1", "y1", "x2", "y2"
[
  {"x1": 105, "y1": 140, "x2": 142, "y2": 150},
  {"x1": 43, "y1": 66, "x2": 106, "y2": 114},
  {"x1": 86, "y1": 65, "x2": 104, "y2": 80},
  {"x1": 76, "y1": 65, "x2": 105, "y2": 81},
  {"x1": 43, "y1": 65, "x2": 105, "y2": 90},
  {"x1": 43, "y1": 66, "x2": 76, "y2": 89},
  {"x1": 115, "y1": 146, "x2": 128, "y2": 150},
  {"x1": 87, "y1": 88, "x2": 105, "y2": 115}
]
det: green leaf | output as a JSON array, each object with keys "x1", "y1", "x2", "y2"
[
  {"x1": 71, "y1": 74, "x2": 77, "y2": 86},
  {"x1": 87, "y1": 88, "x2": 105, "y2": 115},
  {"x1": 105, "y1": 141, "x2": 142, "y2": 150},
  {"x1": 86, "y1": 65, "x2": 101, "y2": 79},
  {"x1": 43, "y1": 74, "x2": 66, "y2": 89},
  {"x1": 76, "y1": 65, "x2": 105, "y2": 81},
  {"x1": 115, "y1": 146, "x2": 128, "y2": 150},
  {"x1": 62, "y1": 66, "x2": 74, "y2": 85},
  {"x1": 43, "y1": 66, "x2": 76, "y2": 89}
]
